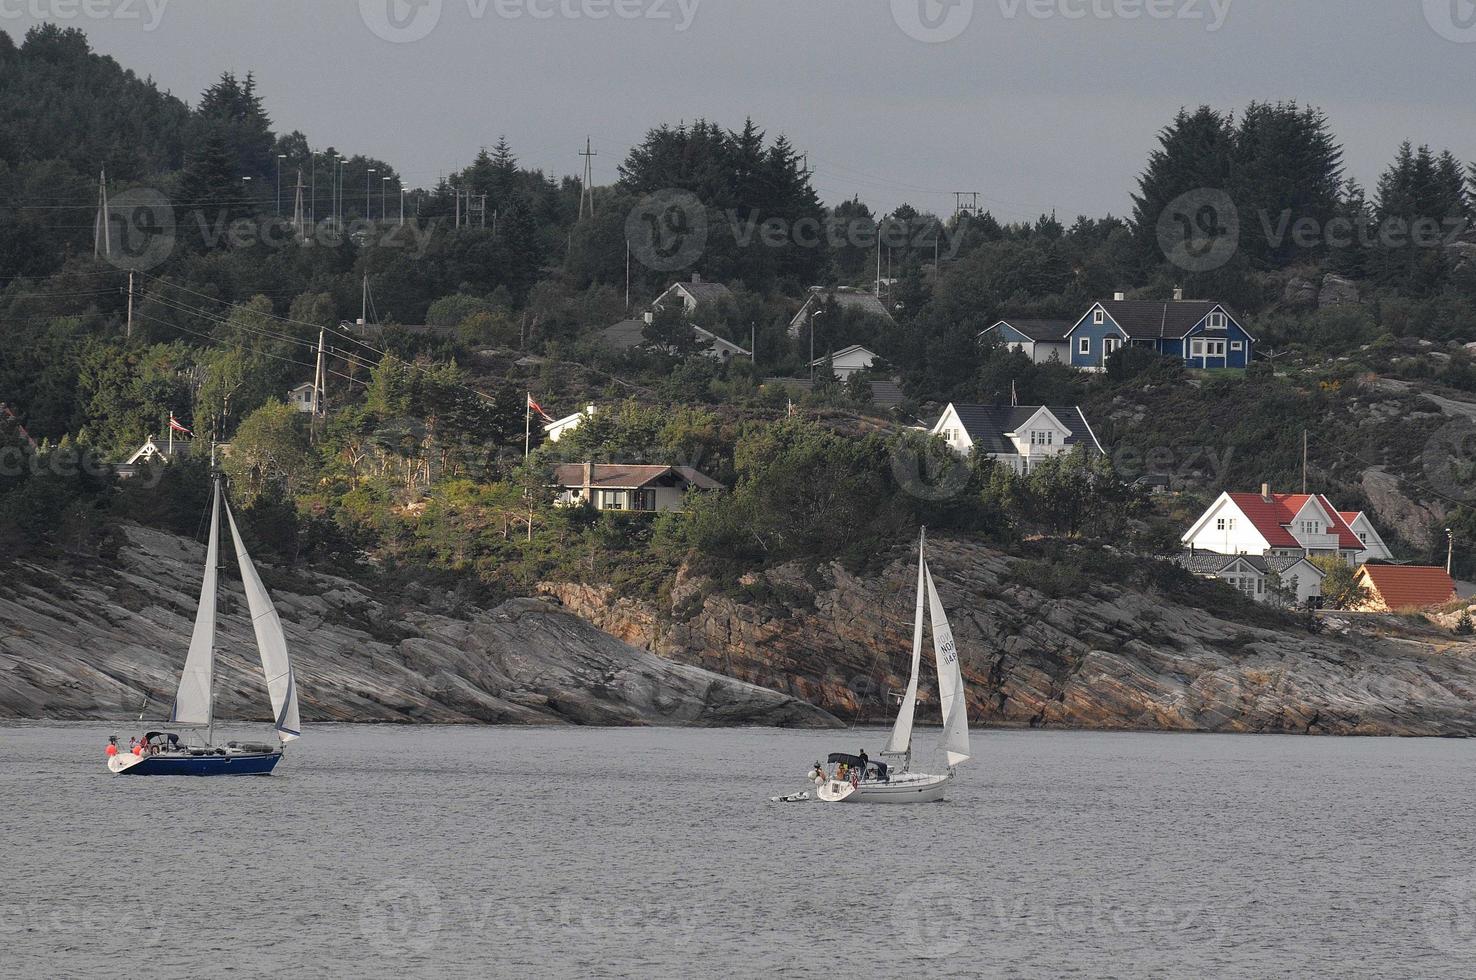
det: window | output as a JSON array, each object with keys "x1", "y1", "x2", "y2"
[
  {"x1": 1217, "y1": 518, "x2": 1226, "y2": 531},
  {"x1": 1301, "y1": 520, "x2": 1320, "y2": 535},
  {"x1": 1208, "y1": 312, "x2": 1226, "y2": 329},
  {"x1": 1191, "y1": 339, "x2": 1227, "y2": 358},
  {"x1": 1239, "y1": 578, "x2": 1257, "y2": 597},
  {"x1": 633, "y1": 490, "x2": 656, "y2": 512},
  {"x1": 1231, "y1": 341, "x2": 1243, "y2": 351},
  {"x1": 1093, "y1": 310, "x2": 1105, "y2": 325},
  {"x1": 598, "y1": 490, "x2": 626, "y2": 511},
  {"x1": 1030, "y1": 431, "x2": 1055, "y2": 447},
  {"x1": 1359, "y1": 532, "x2": 1368, "y2": 543},
  {"x1": 1079, "y1": 337, "x2": 1091, "y2": 355}
]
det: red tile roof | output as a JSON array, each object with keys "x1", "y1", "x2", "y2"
[
  {"x1": 1225, "y1": 493, "x2": 1363, "y2": 550},
  {"x1": 1356, "y1": 565, "x2": 1457, "y2": 611}
]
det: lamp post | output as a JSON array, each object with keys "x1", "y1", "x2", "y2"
[
  {"x1": 367, "y1": 168, "x2": 376, "y2": 220},
  {"x1": 382, "y1": 176, "x2": 390, "y2": 224},
  {"x1": 276, "y1": 153, "x2": 286, "y2": 214},
  {"x1": 1448, "y1": 528, "x2": 1455, "y2": 576},
  {"x1": 400, "y1": 186, "x2": 406, "y2": 227},
  {"x1": 809, "y1": 310, "x2": 824, "y2": 384}
]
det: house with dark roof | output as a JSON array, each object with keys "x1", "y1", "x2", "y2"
[
  {"x1": 978, "y1": 319, "x2": 1073, "y2": 365},
  {"x1": 1353, "y1": 564, "x2": 1457, "y2": 612},
  {"x1": 929, "y1": 403, "x2": 1103, "y2": 474},
  {"x1": 1181, "y1": 485, "x2": 1371, "y2": 564},
  {"x1": 1176, "y1": 551, "x2": 1325, "y2": 606},
  {"x1": 1065, "y1": 296, "x2": 1255, "y2": 371},
  {"x1": 788, "y1": 286, "x2": 895, "y2": 337},
  {"x1": 601, "y1": 316, "x2": 750, "y2": 361},
  {"x1": 652, "y1": 274, "x2": 734, "y2": 315},
  {"x1": 810, "y1": 345, "x2": 879, "y2": 381},
  {"x1": 552, "y1": 463, "x2": 722, "y2": 514}
]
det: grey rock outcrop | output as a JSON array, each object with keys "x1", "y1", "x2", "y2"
[
  {"x1": 0, "y1": 526, "x2": 837, "y2": 729},
  {"x1": 1319, "y1": 274, "x2": 1360, "y2": 308}
]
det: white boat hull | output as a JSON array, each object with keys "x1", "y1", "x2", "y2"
[{"x1": 818, "y1": 770, "x2": 952, "y2": 804}]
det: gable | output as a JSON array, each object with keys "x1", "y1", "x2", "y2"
[{"x1": 1065, "y1": 304, "x2": 1128, "y2": 340}]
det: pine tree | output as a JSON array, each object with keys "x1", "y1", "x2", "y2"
[{"x1": 1131, "y1": 106, "x2": 1235, "y2": 264}]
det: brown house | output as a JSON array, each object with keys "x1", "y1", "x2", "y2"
[
  {"x1": 552, "y1": 463, "x2": 722, "y2": 514},
  {"x1": 1352, "y1": 565, "x2": 1457, "y2": 612}
]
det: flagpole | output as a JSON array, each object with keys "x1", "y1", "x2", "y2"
[{"x1": 525, "y1": 394, "x2": 531, "y2": 460}]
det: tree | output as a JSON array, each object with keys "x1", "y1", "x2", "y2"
[
  {"x1": 223, "y1": 400, "x2": 317, "y2": 501},
  {"x1": 642, "y1": 304, "x2": 699, "y2": 356},
  {"x1": 1311, "y1": 556, "x2": 1371, "y2": 610},
  {"x1": 1131, "y1": 106, "x2": 1236, "y2": 264},
  {"x1": 1456, "y1": 609, "x2": 1474, "y2": 636}
]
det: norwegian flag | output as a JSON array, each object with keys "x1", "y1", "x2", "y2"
[
  {"x1": 168, "y1": 413, "x2": 193, "y2": 437},
  {"x1": 526, "y1": 394, "x2": 554, "y2": 423}
]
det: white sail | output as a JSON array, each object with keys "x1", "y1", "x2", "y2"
[
  {"x1": 883, "y1": 530, "x2": 928, "y2": 757},
  {"x1": 224, "y1": 501, "x2": 302, "y2": 742},
  {"x1": 925, "y1": 565, "x2": 970, "y2": 768},
  {"x1": 171, "y1": 483, "x2": 220, "y2": 727}
]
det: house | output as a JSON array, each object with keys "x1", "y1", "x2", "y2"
[
  {"x1": 600, "y1": 316, "x2": 751, "y2": 361},
  {"x1": 115, "y1": 434, "x2": 193, "y2": 479},
  {"x1": 652, "y1": 274, "x2": 733, "y2": 315},
  {"x1": 1177, "y1": 551, "x2": 1325, "y2": 606},
  {"x1": 1065, "y1": 296, "x2": 1255, "y2": 371},
  {"x1": 978, "y1": 319, "x2": 1073, "y2": 365},
  {"x1": 552, "y1": 463, "x2": 723, "y2": 514},
  {"x1": 788, "y1": 286, "x2": 894, "y2": 337},
  {"x1": 811, "y1": 345, "x2": 879, "y2": 381},
  {"x1": 1353, "y1": 565, "x2": 1457, "y2": 612},
  {"x1": 929, "y1": 404, "x2": 1104, "y2": 474},
  {"x1": 762, "y1": 376, "x2": 907, "y2": 408},
  {"x1": 288, "y1": 382, "x2": 318, "y2": 414},
  {"x1": 1181, "y1": 487, "x2": 1369, "y2": 564},
  {"x1": 544, "y1": 405, "x2": 596, "y2": 444},
  {"x1": 1339, "y1": 511, "x2": 1395, "y2": 562}
]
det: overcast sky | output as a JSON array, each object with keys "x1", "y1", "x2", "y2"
[{"x1": 7, "y1": 0, "x2": 1476, "y2": 221}]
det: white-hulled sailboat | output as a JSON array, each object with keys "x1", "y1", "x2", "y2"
[
  {"x1": 107, "y1": 469, "x2": 301, "y2": 776},
  {"x1": 786, "y1": 529, "x2": 969, "y2": 803}
]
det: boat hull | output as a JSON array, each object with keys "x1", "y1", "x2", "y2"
[
  {"x1": 820, "y1": 770, "x2": 952, "y2": 804},
  {"x1": 108, "y1": 751, "x2": 282, "y2": 776}
]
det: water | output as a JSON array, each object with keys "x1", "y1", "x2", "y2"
[{"x1": 5, "y1": 723, "x2": 1476, "y2": 979}]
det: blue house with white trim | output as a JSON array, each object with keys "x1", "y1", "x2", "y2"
[{"x1": 1065, "y1": 298, "x2": 1254, "y2": 371}]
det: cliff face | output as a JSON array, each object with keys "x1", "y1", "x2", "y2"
[
  {"x1": 0, "y1": 526, "x2": 836, "y2": 729},
  {"x1": 542, "y1": 538, "x2": 1476, "y2": 737}
]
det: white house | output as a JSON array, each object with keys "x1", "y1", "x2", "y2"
[
  {"x1": 652, "y1": 274, "x2": 733, "y2": 315},
  {"x1": 977, "y1": 319, "x2": 1073, "y2": 365},
  {"x1": 929, "y1": 404, "x2": 1104, "y2": 474},
  {"x1": 1181, "y1": 488, "x2": 1370, "y2": 563},
  {"x1": 544, "y1": 405, "x2": 596, "y2": 444},
  {"x1": 788, "y1": 286, "x2": 894, "y2": 337},
  {"x1": 115, "y1": 434, "x2": 194, "y2": 479},
  {"x1": 288, "y1": 382, "x2": 317, "y2": 414},
  {"x1": 1339, "y1": 510, "x2": 1395, "y2": 562},
  {"x1": 552, "y1": 463, "x2": 723, "y2": 514},
  {"x1": 1177, "y1": 551, "x2": 1325, "y2": 606},
  {"x1": 811, "y1": 345, "x2": 879, "y2": 381}
]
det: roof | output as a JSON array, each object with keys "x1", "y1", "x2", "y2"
[
  {"x1": 810, "y1": 344, "x2": 877, "y2": 366},
  {"x1": 1356, "y1": 565, "x2": 1457, "y2": 610},
  {"x1": 1176, "y1": 552, "x2": 1324, "y2": 578},
  {"x1": 1224, "y1": 493, "x2": 1363, "y2": 550},
  {"x1": 601, "y1": 319, "x2": 749, "y2": 357},
  {"x1": 1088, "y1": 300, "x2": 1241, "y2": 340},
  {"x1": 796, "y1": 288, "x2": 894, "y2": 322},
  {"x1": 944, "y1": 405, "x2": 1104, "y2": 455},
  {"x1": 660, "y1": 279, "x2": 732, "y2": 307},
  {"x1": 552, "y1": 464, "x2": 723, "y2": 491},
  {"x1": 763, "y1": 377, "x2": 907, "y2": 408},
  {"x1": 986, "y1": 319, "x2": 1074, "y2": 343}
]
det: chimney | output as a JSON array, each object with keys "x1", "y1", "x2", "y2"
[
  {"x1": 1262, "y1": 483, "x2": 1272, "y2": 503},
  {"x1": 691, "y1": 273, "x2": 702, "y2": 284},
  {"x1": 1173, "y1": 286, "x2": 1184, "y2": 301},
  {"x1": 583, "y1": 462, "x2": 593, "y2": 501},
  {"x1": 1113, "y1": 291, "x2": 1125, "y2": 302},
  {"x1": 643, "y1": 311, "x2": 653, "y2": 325}
]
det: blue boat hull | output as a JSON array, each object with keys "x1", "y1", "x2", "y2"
[{"x1": 116, "y1": 752, "x2": 282, "y2": 776}]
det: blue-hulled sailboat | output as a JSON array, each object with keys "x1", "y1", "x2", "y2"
[{"x1": 108, "y1": 470, "x2": 301, "y2": 776}]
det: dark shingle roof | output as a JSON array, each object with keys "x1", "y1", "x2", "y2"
[
  {"x1": 552, "y1": 464, "x2": 723, "y2": 491},
  {"x1": 1097, "y1": 300, "x2": 1238, "y2": 340},
  {"x1": 990, "y1": 319, "x2": 1073, "y2": 342},
  {"x1": 949, "y1": 405, "x2": 1102, "y2": 455}
]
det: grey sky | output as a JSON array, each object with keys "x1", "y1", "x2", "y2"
[{"x1": 6, "y1": 0, "x2": 1475, "y2": 222}]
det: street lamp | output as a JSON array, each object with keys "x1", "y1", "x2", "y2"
[
  {"x1": 367, "y1": 168, "x2": 376, "y2": 221},
  {"x1": 809, "y1": 310, "x2": 825, "y2": 383},
  {"x1": 382, "y1": 176, "x2": 390, "y2": 224},
  {"x1": 399, "y1": 185, "x2": 406, "y2": 227},
  {"x1": 1448, "y1": 528, "x2": 1455, "y2": 576},
  {"x1": 276, "y1": 153, "x2": 287, "y2": 214}
]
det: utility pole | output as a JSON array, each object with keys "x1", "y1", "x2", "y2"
[
  {"x1": 94, "y1": 167, "x2": 111, "y2": 259},
  {"x1": 367, "y1": 168, "x2": 376, "y2": 220},
  {"x1": 292, "y1": 170, "x2": 305, "y2": 240},
  {"x1": 313, "y1": 327, "x2": 327, "y2": 439},
  {"x1": 383, "y1": 176, "x2": 390, "y2": 224},
  {"x1": 400, "y1": 186, "x2": 406, "y2": 227},
  {"x1": 579, "y1": 137, "x2": 597, "y2": 220},
  {"x1": 361, "y1": 273, "x2": 368, "y2": 324},
  {"x1": 276, "y1": 154, "x2": 286, "y2": 214},
  {"x1": 809, "y1": 310, "x2": 824, "y2": 383},
  {"x1": 1448, "y1": 528, "x2": 1455, "y2": 576},
  {"x1": 126, "y1": 271, "x2": 134, "y2": 339},
  {"x1": 1302, "y1": 429, "x2": 1308, "y2": 495},
  {"x1": 625, "y1": 240, "x2": 631, "y2": 309}
]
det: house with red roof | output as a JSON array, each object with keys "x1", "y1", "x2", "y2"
[
  {"x1": 1353, "y1": 565, "x2": 1457, "y2": 612},
  {"x1": 1181, "y1": 485, "x2": 1371, "y2": 564},
  {"x1": 1338, "y1": 510, "x2": 1395, "y2": 561}
]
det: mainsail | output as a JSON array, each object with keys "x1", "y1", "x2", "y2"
[
  {"x1": 224, "y1": 500, "x2": 302, "y2": 742},
  {"x1": 171, "y1": 483, "x2": 220, "y2": 727},
  {"x1": 925, "y1": 565, "x2": 970, "y2": 768},
  {"x1": 883, "y1": 531, "x2": 928, "y2": 756}
]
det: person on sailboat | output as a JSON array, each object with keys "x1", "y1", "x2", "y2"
[
  {"x1": 106, "y1": 736, "x2": 119, "y2": 758},
  {"x1": 858, "y1": 749, "x2": 869, "y2": 779}
]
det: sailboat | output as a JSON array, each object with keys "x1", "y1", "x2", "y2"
[
  {"x1": 107, "y1": 470, "x2": 302, "y2": 776},
  {"x1": 808, "y1": 528, "x2": 969, "y2": 803}
]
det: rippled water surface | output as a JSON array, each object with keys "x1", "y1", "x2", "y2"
[{"x1": 6, "y1": 723, "x2": 1476, "y2": 978}]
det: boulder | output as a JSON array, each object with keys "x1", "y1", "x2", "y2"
[
  {"x1": 1319, "y1": 274, "x2": 1360, "y2": 308},
  {"x1": 1282, "y1": 275, "x2": 1319, "y2": 309}
]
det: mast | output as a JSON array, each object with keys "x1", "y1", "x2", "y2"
[{"x1": 208, "y1": 466, "x2": 223, "y2": 747}]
